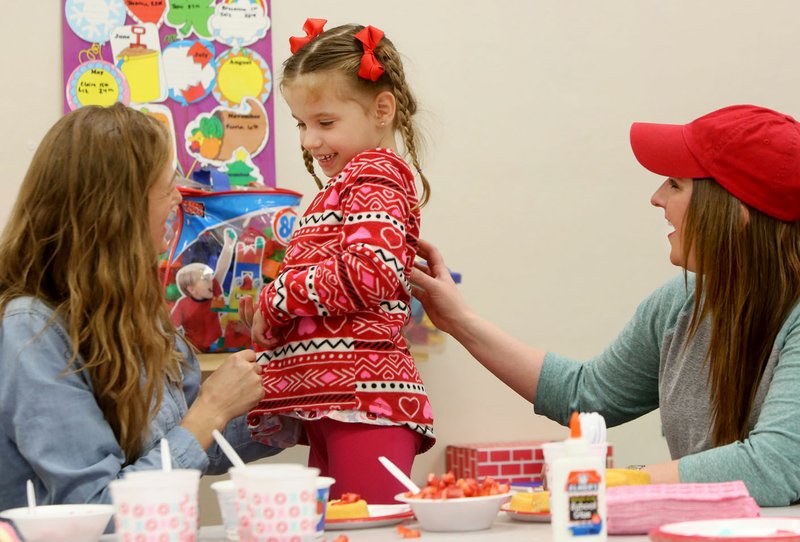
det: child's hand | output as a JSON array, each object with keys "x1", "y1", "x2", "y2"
[
  {"x1": 238, "y1": 295, "x2": 256, "y2": 329},
  {"x1": 240, "y1": 295, "x2": 280, "y2": 349},
  {"x1": 251, "y1": 307, "x2": 280, "y2": 350}
]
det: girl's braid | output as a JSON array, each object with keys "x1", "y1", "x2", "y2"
[
  {"x1": 378, "y1": 47, "x2": 430, "y2": 208},
  {"x1": 302, "y1": 147, "x2": 323, "y2": 189}
]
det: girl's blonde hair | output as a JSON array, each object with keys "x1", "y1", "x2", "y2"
[
  {"x1": 282, "y1": 23, "x2": 430, "y2": 207},
  {"x1": 0, "y1": 103, "x2": 181, "y2": 462},
  {"x1": 683, "y1": 179, "x2": 800, "y2": 446}
]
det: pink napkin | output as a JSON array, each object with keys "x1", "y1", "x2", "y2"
[
  {"x1": 606, "y1": 481, "x2": 760, "y2": 534},
  {"x1": 0, "y1": 519, "x2": 23, "y2": 542}
]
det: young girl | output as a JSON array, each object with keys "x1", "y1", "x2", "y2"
[
  {"x1": 241, "y1": 19, "x2": 434, "y2": 502},
  {"x1": 411, "y1": 104, "x2": 800, "y2": 506}
]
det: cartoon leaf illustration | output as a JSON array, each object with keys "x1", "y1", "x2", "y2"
[
  {"x1": 199, "y1": 115, "x2": 224, "y2": 138},
  {"x1": 166, "y1": 0, "x2": 215, "y2": 38}
]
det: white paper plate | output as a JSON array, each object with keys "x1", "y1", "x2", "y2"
[
  {"x1": 325, "y1": 504, "x2": 414, "y2": 530},
  {"x1": 650, "y1": 518, "x2": 800, "y2": 542},
  {"x1": 500, "y1": 502, "x2": 550, "y2": 523}
]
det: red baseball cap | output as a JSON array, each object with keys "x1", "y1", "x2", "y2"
[{"x1": 630, "y1": 104, "x2": 800, "y2": 221}]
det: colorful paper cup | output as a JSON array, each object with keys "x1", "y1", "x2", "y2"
[
  {"x1": 230, "y1": 464, "x2": 319, "y2": 542},
  {"x1": 109, "y1": 469, "x2": 200, "y2": 542}
]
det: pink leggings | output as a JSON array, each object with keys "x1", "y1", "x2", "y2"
[{"x1": 303, "y1": 418, "x2": 423, "y2": 504}]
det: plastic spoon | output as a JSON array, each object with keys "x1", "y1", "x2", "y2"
[
  {"x1": 26, "y1": 480, "x2": 36, "y2": 514},
  {"x1": 161, "y1": 437, "x2": 172, "y2": 472},
  {"x1": 212, "y1": 429, "x2": 246, "y2": 469},
  {"x1": 378, "y1": 456, "x2": 421, "y2": 494}
]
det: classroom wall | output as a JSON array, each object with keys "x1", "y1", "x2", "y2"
[{"x1": 4, "y1": 0, "x2": 800, "y2": 524}]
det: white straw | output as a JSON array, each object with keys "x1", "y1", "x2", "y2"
[
  {"x1": 378, "y1": 456, "x2": 421, "y2": 493},
  {"x1": 161, "y1": 437, "x2": 172, "y2": 472},
  {"x1": 26, "y1": 480, "x2": 36, "y2": 514},
  {"x1": 212, "y1": 429, "x2": 246, "y2": 469}
]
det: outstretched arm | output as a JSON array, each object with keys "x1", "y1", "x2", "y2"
[
  {"x1": 410, "y1": 239, "x2": 547, "y2": 402},
  {"x1": 213, "y1": 227, "x2": 237, "y2": 285},
  {"x1": 411, "y1": 240, "x2": 682, "y2": 483}
]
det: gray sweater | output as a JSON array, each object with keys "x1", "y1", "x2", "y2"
[{"x1": 534, "y1": 274, "x2": 800, "y2": 506}]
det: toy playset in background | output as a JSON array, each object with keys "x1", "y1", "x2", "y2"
[{"x1": 162, "y1": 187, "x2": 301, "y2": 352}]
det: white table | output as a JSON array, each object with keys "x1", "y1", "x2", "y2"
[{"x1": 182, "y1": 505, "x2": 800, "y2": 542}]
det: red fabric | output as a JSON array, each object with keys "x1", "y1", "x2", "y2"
[
  {"x1": 250, "y1": 148, "x2": 434, "y2": 450},
  {"x1": 305, "y1": 417, "x2": 422, "y2": 503},
  {"x1": 354, "y1": 25, "x2": 385, "y2": 81},
  {"x1": 630, "y1": 104, "x2": 800, "y2": 221},
  {"x1": 169, "y1": 279, "x2": 222, "y2": 351},
  {"x1": 289, "y1": 18, "x2": 327, "y2": 54}
]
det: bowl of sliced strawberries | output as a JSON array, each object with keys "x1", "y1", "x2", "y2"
[{"x1": 394, "y1": 472, "x2": 511, "y2": 532}]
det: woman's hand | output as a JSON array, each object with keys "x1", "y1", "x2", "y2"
[
  {"x1": 181, "y1": 349, "x2": 265, "y2": 449},
  {"x1": 411, "y1": 239, "x2": 473, "y2": 336}
]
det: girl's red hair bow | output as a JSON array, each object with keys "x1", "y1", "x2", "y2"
[
  {"x1": 289, "y1": 18, "x2": 327, "y2": 54},
  {"x1": 355, "y1": 25, "x2": 385, "y2": 82}
]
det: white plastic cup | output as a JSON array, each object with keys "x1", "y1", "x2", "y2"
[
  {"x1": 314, "y1": 476, "x2": 335, "y2": 539},
  {"x1": 541, "y1": 441, "x2": 608, "y2": 490},
  {"x1": 230, "y1": 464, "x2": 319, "y2": 542},
  {"x1": 109, "y1": 468, "x2": 201, "y2": 541},
  {"x1": 211, "y1": 480, "x2": 238, "y2": 541}
]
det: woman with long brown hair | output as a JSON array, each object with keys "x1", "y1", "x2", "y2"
[
  {"x1": 410, "y1": 104, "x2": 800, "y2": 506},
  {"x1": 0, "y1": 103, "x2": 279, "y2": 510}
]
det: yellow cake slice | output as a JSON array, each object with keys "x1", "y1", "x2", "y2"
[
  {"x1": 509, "y1": 490, "x2": 550, "y2": 513},
  {"x1": 326, "y1": 493, "x2": 369, "y2": 520},
  {"x1": 605, "y1": 468, "x2": 651, "y2": 487}
]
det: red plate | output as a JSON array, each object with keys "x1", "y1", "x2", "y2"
[
  {"x1": 325, "y1": 504, "x2": 414, "y2": 531},
  {"x1": 650, "y1": 518, "x2": 800, "y2": 542},
  {"x1": 500, "y1": 503, "x2": 550, "y2": 523}
]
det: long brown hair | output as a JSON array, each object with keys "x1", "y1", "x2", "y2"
[
  {"x1": 683, "y1": 178, "x2": 800, "y2": 445},
  {"x1": 281, "y1": 23, "x2": 430, "y2": 207},
  {"x1": 0, "y1": 103, "x2": 181, "y2": 461}
]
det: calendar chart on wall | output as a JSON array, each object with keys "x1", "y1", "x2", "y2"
[{"x1": 61, "y1": 0, "x2": 276, "y2": 188}]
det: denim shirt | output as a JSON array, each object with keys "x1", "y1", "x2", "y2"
[{"x1": 0, "y1": 296, "x2": 280, "y2": 510}]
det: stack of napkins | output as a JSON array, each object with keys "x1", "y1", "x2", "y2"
[{"x1": 607, "y1": 480, "x2": 760, "y2": 534}]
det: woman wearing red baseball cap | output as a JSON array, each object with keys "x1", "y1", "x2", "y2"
[{"x1": 411, "y1": 104, "x2": 800, "y2": 506}]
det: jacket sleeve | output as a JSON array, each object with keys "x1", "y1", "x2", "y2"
[
  {"x1": 678, "y1": 311, "x2": 800, "y2": 506},
  {"x1": 0, "y1": 308, "x2": 278, "y2": 506},
  {"x1": 0, "y1": 309, "x2": 208, "y2": 505},
  {"x1": 260, "y1": 172, "x2": 412, "y2": 327}
]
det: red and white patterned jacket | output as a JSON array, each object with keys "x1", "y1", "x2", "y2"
[{"x1": 249, "y1": 148, "x2": 434, "y2": 450}]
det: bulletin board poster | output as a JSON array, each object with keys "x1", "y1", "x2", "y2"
[{"x1": 61, "y1": 0, "x2": 276, "y2": 188}]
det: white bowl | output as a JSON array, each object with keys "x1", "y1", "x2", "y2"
[
  {"x1": 0, "y1": 504, "x2": 114, "y2": 542},
  {"x1": 394, "y1": 491, "x2": 511, "y2": 532}
]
